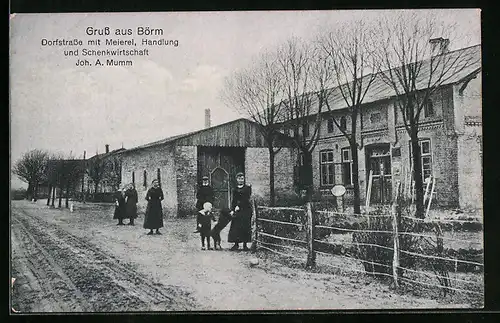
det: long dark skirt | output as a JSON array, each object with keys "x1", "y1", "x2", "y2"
[
  {"x1": 113, "y1": 205, "x2": 126, "y2": 220},
  {"x1": 143, "y1": 200, "x2": 163, "y2": 229},
  {"x1": 227, "y1": 209, "x2": 252, "y2": 243},
  {"x1": 125, "y1": 202, "x2": 138, "y2": 219}
]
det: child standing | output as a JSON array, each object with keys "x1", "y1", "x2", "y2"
[{"x1": 196, "y1": 202, "x2": 216, "y2": 250}]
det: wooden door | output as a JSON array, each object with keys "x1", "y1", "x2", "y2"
[
  {"x1": 367, "y1": 145, "x2": 392, "y2": 204},
  {"x1": 211, "y1": 167, "x2": 230, "y2": 209}
]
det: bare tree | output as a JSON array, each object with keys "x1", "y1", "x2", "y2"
[
  {"x1": 60, "y1": 159, "x2": 86, "y2": 207},
  {"x1": 376, "y1": 12, "x2": 480, "y2": 218},
  {"x1": 277, "y1": 37, "x2": 331, "y2": 201},
  {"x1": 319, "y1": 20, "x2": 380, "y2": 215},
  {"x1": 12, "y1": 149, "x2": 50, "y2": 200},
  {"x1": 87, "y1": 154, "x2": 106, "y2": 194},
  {"x1": 221, "y1": 51, "x2": 285, "y2": 206},
  {"x1": 104, "y1": 156, "x2": 122, "y2": 192}
]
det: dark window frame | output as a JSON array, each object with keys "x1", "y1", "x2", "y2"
[{"x1": 319, "y1": 149, "x2": 335, "y2": 187}]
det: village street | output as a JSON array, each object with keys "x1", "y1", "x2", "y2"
[{"x1": 11, "y1": 200, "x2": 455, "y2": 312}]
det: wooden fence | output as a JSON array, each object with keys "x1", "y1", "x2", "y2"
[{"x1": 251, "y1": 199, "x2": 483, "y2": 298}]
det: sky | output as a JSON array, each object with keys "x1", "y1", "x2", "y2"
[{"x1": 10, "y1": 9, "x2": 481, "y2": 188}]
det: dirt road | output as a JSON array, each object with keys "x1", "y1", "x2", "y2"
[{"x1": 11, "y1": 200, "x2": 452, "y2": 312}]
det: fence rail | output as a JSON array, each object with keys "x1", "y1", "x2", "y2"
[{"x1": 253, "y1": 200, "x2": 484, "y2": 300}]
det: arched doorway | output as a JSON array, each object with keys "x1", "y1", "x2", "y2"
[{"x1": 211, "y1": 167, "x2": 230, "y2": 209}]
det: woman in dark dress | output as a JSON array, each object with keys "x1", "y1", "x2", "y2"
[
  {"x1": 143, "y1": 179, "x2": 164, "y2": 235},
  {"x1": 113, "y1": 187, "x2": 127, "y2": 225},
  {"x1": 227, "y1": 172, "x2": 252, "y2": 251},
  {"x1": 125, "y1": 183, "x2": 138, "y2": 225}
]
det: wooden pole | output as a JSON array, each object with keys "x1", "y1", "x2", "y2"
[
  {"x1": 50, "y1": 186, "x2": 56, "y2": 207},
  {"x1": 251, "y1": 200, "x2": 259, "y2": 252},
  {"x1": 425, "y1": 177, "x2": 436, "y2": 218},
  {"x1": 365, "y1": 170, "x2": 373, "y2": 210},
  {"x1": 305, "y1": 201, "x2": 316, "y2": 268},
  {"x1": 391, "y1": 181, "x2": 401, "y2": 288},
  {"x1": 423, "y1": 175, "x2": 432, "y2": 204}
]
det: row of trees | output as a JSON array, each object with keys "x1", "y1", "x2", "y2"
[
  {"x1": 12, "y1": 149, "x2": 122, "y2": 206},
  {"x1": 222, "y1": 12, "x2": 479, "y2": 218}
]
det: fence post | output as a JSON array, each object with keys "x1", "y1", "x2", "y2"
[
  {"x1": 391, "y1": 182, "x2": 401, "y2": 288},
  {"x1": 251, "y1": 199, "x2": 258, "y2": 252},
  {"x1": 305, "y1": 201, "x2": 316, "y2": 268}
]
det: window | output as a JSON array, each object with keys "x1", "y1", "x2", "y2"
[
  {"x1": 340, "y1": 116, "x2": 347, "y2": 131},
  {"x1": 424, "y1": 99, "x2": 435, "y2": 118},
  {"x1": 370, "y1": 112, "x2": 381, "y2": 124},
  {"x1": 327, "y1": 118, "x2": 334, "y2": 133},
  {"x1": 143, "y1": 170, "x2": 147, "y2": 187},
  {"x1": 409, "y1": 139, "x2": 433, "y2": 181},
  {"x1": 341, "y1": 148, "x2": 353, "y2": 186},
  {"x1": 132, "y1": 171, "x2": 135, "y2": 185},
  {"x1": 320, "y1": 150, "x2": 335, "y2": 186},
  {"x1": 157, "y1": 168, "x2": 161, "y2": 187}
]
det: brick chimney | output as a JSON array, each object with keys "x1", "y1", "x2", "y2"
[
  {"x1": 204, "y1": 109, "x2": 211, "y2": 128},
  {"x1": 105, "y1": 144, "x2": 109, "y2": 154},
  {"x1": 429, "y1": 37, "x2": 450, "y2": 56}
]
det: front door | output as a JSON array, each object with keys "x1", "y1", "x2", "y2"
[
  {"x1": 366, "y1": 144, "x2": 392, "y2": 204},
  {"x1": 211, "y1": 167, "x2": 230, "y2": 210}
]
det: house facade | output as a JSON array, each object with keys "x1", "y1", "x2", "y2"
[
  {"x1": 303, "y1": 45, "x2": 482, "y2": 210},
  {"x1": 119, "y1": 118, "x2": 295, "y2": 217}
]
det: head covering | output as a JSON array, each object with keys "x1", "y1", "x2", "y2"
[
  {"x1": 202, "y1": 176, "x2": 209, "y2": 180},
  {"x1": 236, "y1": 172, "x2": 245, "y2": 177},
  {"x1": 152, "y1": 179, "x2": 159, "y2": 184}
]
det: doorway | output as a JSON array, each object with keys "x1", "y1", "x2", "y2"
[{"x1": 366, "y1": 144, "x2": 392, "y2": 204}]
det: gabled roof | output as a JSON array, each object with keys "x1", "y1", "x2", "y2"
[
  {"x1": 121, "y1": 118, "x2": 295, "y2": 154},
  {"x1": 277, "y1": 44, "x2": 481, "y2": 121},
  {"x1": 88, "y1": 148, "x2": 126, "y2": 160}
]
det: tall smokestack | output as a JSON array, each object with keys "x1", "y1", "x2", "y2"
[
  {"x1": 205, "y1": 109, "x2": 211, "y2": 128},
  {"x1": 105, "y1": 144, "x2": 109, "y2": 154},
  {"x1": 83, "y1": 151, "x2": 86, "y2": 160}
]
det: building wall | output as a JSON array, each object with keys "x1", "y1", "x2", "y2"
[
  {"x1": 121, "y1": 145, "x2": 177, "y2": 216},
  {"x1": 454, "y1": 72, "x2": 482, "y2": 210},
  {"x1": 175, "y1": 145, "x2": 197, "y2": 216},
  {"x1": 309, "y1": 87, "x2": 460, "y2": 207},
  {"x1": 245, "y1": 147, "x2": 295, "y2": 205}
]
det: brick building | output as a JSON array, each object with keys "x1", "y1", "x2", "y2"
[
  {"x1": 290, "y1": 43, "x2": 482, "y2": 210},
  {"x1": 119, "y1": 118, "x2": 295, "y2": 217}
]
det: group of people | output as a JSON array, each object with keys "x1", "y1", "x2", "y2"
[
  {"x1": 194, "y1": 172, "x2": 252, "y2": 251},
  {"x1": 112, "y1": 172, "x2": 253, "y2": 251},
  {"x1": 113, "y1": 179, "x2": 165, "y2": 235}
]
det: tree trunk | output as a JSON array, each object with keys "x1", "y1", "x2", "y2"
[
  {"x1": 51, "y1": 186, "x2": 56, "y2": 207},
  {"x1": 302, "y1": 150, "x2": 314, "y2": 202},
  {"x1": 65, "y1": 183, "x2": 70, "y2": 208},
  {"x1": 268, "y1": 146, "x2": 276, "y2": 207},
  {"x1": 47, "y1": 184, "x2": 52, "y2": 205},
  {"x1": 27, "y1": 182, "x2": 33, "y2": 200},
  {"x1": 33, "y1": 181, "x2": 38, "y2": 201},
  {"x1": 351, "y1": 142, "x2": 361, "y2": 215},
  {"x1": 410, "y1": 125, "x2": 425, "y2": 219},
  {"x1": 58, "y1": 187, "x2": 63, "y2": 208},
  {"x1": 350, "y1": 112, "x2": 361, "y2": 214}
]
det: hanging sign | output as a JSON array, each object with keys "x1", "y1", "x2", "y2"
[{"x1": 331, "y1": 184, "x2": 346, "y2": 197}]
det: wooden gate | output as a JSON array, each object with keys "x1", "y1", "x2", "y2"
[{"x1": 197, "y1": 146, "x2": 245, "y2": 210}]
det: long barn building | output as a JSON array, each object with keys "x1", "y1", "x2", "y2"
[{"x1": 119, "y1": 118, "x2": 295, "y2": 217}]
